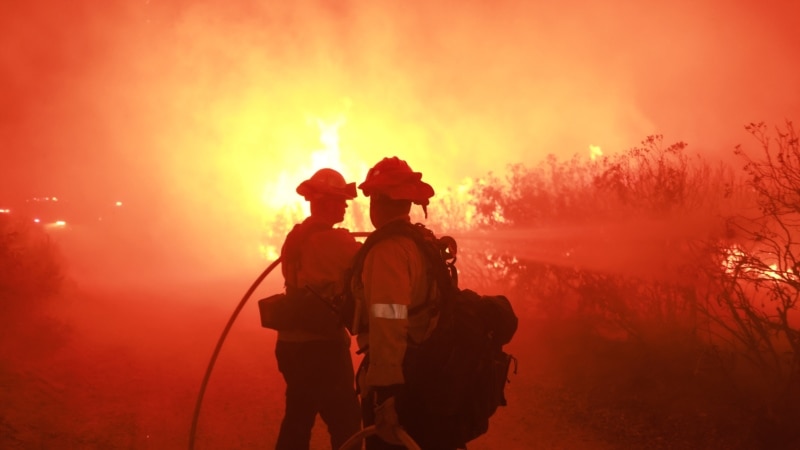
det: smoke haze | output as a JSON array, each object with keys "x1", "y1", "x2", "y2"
[
  {"x1": 2, "y1": 0, "x2": 798, "y2": 277},
  {"x1": 2, "y1": 5, "x2": 799, "y2": 446}
]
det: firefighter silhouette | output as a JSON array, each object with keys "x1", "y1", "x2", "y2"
[{"x1": 274, "y1": 168, "x2": 362, "y2": 450}]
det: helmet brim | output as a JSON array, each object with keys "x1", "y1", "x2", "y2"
[
  {"x1": 296, "y1": 181, "x2": 357, "y2": 200},
  {"x1": 359, "y1": 173, "x2": 434, "y2": 205}
]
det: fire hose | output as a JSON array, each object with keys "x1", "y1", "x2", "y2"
[
  {"x1": 188, "y1": 256, "x2": 282, "y2": 450},
  {"x1": 338, "y1": 425, "x2": 421, "y2": 450},
  {"x1": 187, "y1": 231, "x2": 421, "y2": 450}
]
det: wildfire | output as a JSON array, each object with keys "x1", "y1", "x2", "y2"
[
  {"x1": 256, "y1": 111, "x2": 496, "y2": 260},
  {"x1": 722, "y1": 245, "x2": 797, "y2": 281},
  {"x1": 259, "y1": 116, "x2": 369, "y2": 260}
]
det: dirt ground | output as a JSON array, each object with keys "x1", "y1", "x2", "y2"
[
  {"x1": 1, "y1": 263, "x2": 628, "y2": 450},
  {"x1": 0, "y1": 264, "x2": 781, "y2": 450}
]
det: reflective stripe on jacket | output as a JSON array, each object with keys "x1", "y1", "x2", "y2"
[{"x1": 356, "y1": 218, "x2": 437, "y2": 388}]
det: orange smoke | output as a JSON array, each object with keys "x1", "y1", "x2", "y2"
[{"x1": 2, "y1": 0, "x2": 798, "y2": 279}]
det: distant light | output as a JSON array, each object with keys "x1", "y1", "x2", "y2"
[
  {"x1": 34, "y1": 218, "x2": 40, "y2": 223},
  {"x1": 115, "y1": 201, "x2": 123, "y2": 207},
  {"x1": 45, "y1": 220, "x2": 67, "y2": 230},
  {"x1": 0, "y1": 209, "x2": 9, "y2": 213},
  {"x1": 52, "y1": 197, "x2": 59, "y2": 202}
]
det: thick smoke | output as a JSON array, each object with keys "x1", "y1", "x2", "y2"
[{"x1": 2, "y1": 0, "x2": 798, "y2": 280}]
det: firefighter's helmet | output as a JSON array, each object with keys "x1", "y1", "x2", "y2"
[
  {"x1": 296, "y1": 168, "x2": 357, "y2": 201},
  {"x1": 358, "y1": 157, "x2": 434, "y2": 206}
]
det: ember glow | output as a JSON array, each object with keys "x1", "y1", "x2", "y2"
[{"x1": 723, "y1": 244, "x2": 799, "y2": 282}]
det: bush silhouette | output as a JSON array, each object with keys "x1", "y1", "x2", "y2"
[
  {"x1": 465, "y1": 126, "x2": 799, "y2": 449},
  {"x1": 1, "y1": 213, "x2": 64, "y2": 322}
]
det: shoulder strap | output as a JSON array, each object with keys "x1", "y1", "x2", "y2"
[{"x1": 352, "y1": 221, "x2": 459, "y2": 314}]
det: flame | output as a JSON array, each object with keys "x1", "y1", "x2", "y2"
[
  {"x1": 259, "y1": 115, "x2": 370, "y2": 260},
  {"x1": 589, "y1": 145, "x2": 603, "y2": 161},
  {"x1": 722, "y1": 245, "x2": 796, "y2": 281},
  {"x1": 428, "y1": 177, "x2": 483, "y2": 231},
  {"x1": 255, "y1": 108, "x2": 505, "y2": 260}
]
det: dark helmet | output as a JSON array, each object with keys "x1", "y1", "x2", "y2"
[{"x1": 296, "y1": 168, "x2": 357, "y2": 201}]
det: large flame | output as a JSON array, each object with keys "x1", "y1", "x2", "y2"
[
  {"x1": 258, "y1": 115, "x2": 370, "y2": 260},
  {"x1": 255, "y1": 110, "x2": 503, "y2": 261}
]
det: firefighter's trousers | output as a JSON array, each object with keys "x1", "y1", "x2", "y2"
[{"x1": 275, "y1": 339, "x2": 361, "y2": 450}]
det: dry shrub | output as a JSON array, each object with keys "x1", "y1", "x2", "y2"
[
  {"x1": 0, "y1": 214, "x2": 64, "y2": 315},
  {"x1": 467, "y1": 128, "x2": 800, "y2": 448},
  {"x1": 0, "y1": 213, "x2": 66, "y2": 359},
  {"x1": 692, "y1": 122, "x2": 800, "y2": 448}
]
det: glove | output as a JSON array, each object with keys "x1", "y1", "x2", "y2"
[{"x1": 374, "y1": 396, "x2": 403, "y2": 445}]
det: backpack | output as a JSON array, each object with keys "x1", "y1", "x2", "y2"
[{"x1": 347, "y1": 220, "x2": 518, "y2": 445}]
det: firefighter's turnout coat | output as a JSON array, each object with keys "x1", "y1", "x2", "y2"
[{"x1": 354, "y1": 216, "x2": 439, "y2": 390}]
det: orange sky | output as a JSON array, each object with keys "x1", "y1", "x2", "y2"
[{"x1": 2, "y1": 0, "x2": 798, "y2": 270}]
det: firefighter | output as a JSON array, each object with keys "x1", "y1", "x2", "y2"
[
  {"x1": 351, "y1": 157, "x2": 465, "y2": 449},
  {"x1": 274, "y1": 168, "x2": 362, "y2": 450}
]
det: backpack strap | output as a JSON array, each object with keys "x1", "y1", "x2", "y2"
[{"x1": 348, "y1": 221, "x2": 460, "y2": 331}]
